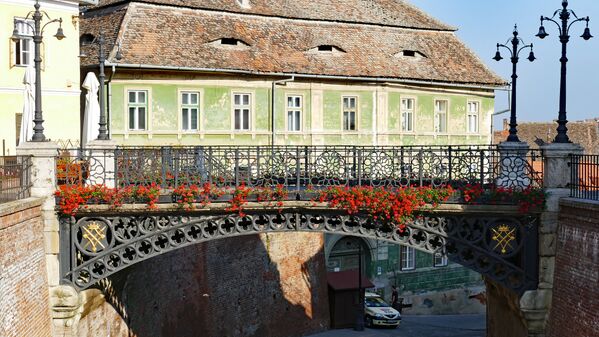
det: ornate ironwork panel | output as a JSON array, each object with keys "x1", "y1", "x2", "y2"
[
  {"x1": 59, "y1": 209, "x2": 538, "y2": 295},
  {"x1": 55, "y1": 145, "x2": 544, "y2": 190}
]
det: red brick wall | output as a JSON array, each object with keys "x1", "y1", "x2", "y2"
[
  {"x1": 547, "y1": 199, "x2": 599, "y2": 337},
  {"x1": 78, "y1": 232, "x2": 330, "y2": 337},
  {"x1": 0, "y1": 199, "x2": 52, "y2": 337}
]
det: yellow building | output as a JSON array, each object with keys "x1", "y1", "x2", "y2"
[{"x1": 0, "y1": 0, "x2": 95, "y2": 155}]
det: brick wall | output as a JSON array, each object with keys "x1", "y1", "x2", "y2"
[
  {"x1": 0, "y1": 198, "x2": 52, "y2": 337},
  {"x1": 78, "y1": 232, "x2": 329, "y2": 337},
  {"x1": 547, "y1": 199, "x2": 599, "y2": 337}
]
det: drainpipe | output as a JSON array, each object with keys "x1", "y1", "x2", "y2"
[
  {"x1": 107, "y1": 64, "x2": 117, "y2": 138},
  {"x1": 271, "y1": 76, "x2": 295, "y2": 146}
]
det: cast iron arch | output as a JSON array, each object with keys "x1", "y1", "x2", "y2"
[{"x1": 59, "y1": 207, "x2": 538, "y2": 295}]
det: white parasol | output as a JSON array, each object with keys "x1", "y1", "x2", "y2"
[
  {"x1": 81, "y1": 72, "x2": 101, "y2": 145},
  {"x1": 18, "y1": 66, "x2": 35, "y2": 146}
]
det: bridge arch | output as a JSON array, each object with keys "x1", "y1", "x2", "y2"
[{"x1": 59, "y1": 202, "x2": 539, "y2": 295}]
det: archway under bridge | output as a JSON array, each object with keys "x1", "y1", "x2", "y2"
[{"x1": 59, "y1": 202, "x2": 539, "y2": 295}]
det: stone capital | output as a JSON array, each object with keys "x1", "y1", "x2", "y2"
[
  {"x1": 49, "y1": 285, "x2": 83, "y2": 337},
  {"x1": 16, "y1": 141, "x2": 60, "y2": 157}
]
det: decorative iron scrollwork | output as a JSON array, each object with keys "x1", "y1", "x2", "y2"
[{"x1": 60, "y1": 209, "x2": 538, "y2": 295}]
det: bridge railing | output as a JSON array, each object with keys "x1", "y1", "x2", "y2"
[
  {"x1": 0, "y1": 155, "x2": 32, "y2": 204},
  {"x1": 55, "y1": 145, "x2": 543, "y2": 191},
  {"x1": 570, "y1": 154, "x2": 599, "y2": 200}
]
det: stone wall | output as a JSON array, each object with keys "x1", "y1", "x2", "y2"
[
  {"x1": 546, "y1": 199, "x2": 599, "y2": 337},
  {"x1": 0, "y1": 198, "x2": 52, "y2": 337},
  {"x1": 77, "y1": 232, "x2": 330, "y2": 337}
]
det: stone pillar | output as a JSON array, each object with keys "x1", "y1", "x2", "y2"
[
  {"x1": 496, "y1": 141, "x2": 530, "y2": 188},
  {"x1": 519, "y1": 142, "x2": 583, "y2": 337},
  {"x1": 85, "y1": 140, "x2": 118, "y2": 188},
  {"x1": 17, "y1": 142, "x2": 83, "y2": 337}
]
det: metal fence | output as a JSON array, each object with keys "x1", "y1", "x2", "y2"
[
  {"x1": 0, "y1": 156, "x2": 32, "y2": 204},
  {"x1": 570, "y1": 154, "x2": 599, "y2": 200},
  {"x1": 55, "y1": 145, "x2": 544, "y2": 191}
]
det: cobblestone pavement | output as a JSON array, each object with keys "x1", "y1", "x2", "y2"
[{"x1": 306, "y1": 314, "x2": 485, "y2": 337}]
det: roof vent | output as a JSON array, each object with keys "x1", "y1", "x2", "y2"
[
  {"x1": 208, "y1": 37, "x2": 250, "y2": 48},
  {"x1": 80, "y1": 33, "x2": 95, "y2": 45},
  {"x1": 309, "y1": 45, "x2": 346, "y2": 55},
  {"x1": 237, "y1": 0, "x2": 250, "y2": 8},
  {"x1": 396, "y1": 50, "x2": 427, "y2": 59}
]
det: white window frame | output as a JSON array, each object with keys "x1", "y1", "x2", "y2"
[
  {"x1": 467, "y1": 101, "x2": 480, "y2": 134},
  {"x1": 13, "y1": 18, "x2": 34, "y2": 67},
  {"x1": 286, "y1": 95, "x2": 303, "y2": 132},
  {"x1": 434, "y1": 99, "x2": 448, "y2": 133},
  {"x1": 434, "y1": 253, "x2": 448, "y2": 267},
  {"x1": 127, "y1": 90, "x2": 148, "y2": 131},
  {"x1": 400, "y1": 246, "x2": 415, "y2": 271},
  {"x1": 180, "y1": 91, "x2": 200, "y2": 131},
  {"x1": 401, "y1": 97, "x2": 415, "y2": 132},
  {"x1": 342, "y1": 95, "x2": 358, "y2": 131},
  {"x1": 232, "y1": 92, "x2": 252, "y2": 131}
]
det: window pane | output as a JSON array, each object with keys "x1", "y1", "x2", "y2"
[
  {"x1": 129, "y1": 91, "x2": 136, "y2": 103},
  {"x1": 287, "y1": 111, "x2": 293, "y2": 131},
  {"x1": 295, "y1": 111, "x2": 301, "y2": 131},
  {"x1": 129, "y1": 107, "x2": 136, "y2": 129},
  {"x1": 234, "y1": 109, "x2": 241, "y2": 129},
  {"x1": 440, "y1": 114, "x2": 446, "y2": 132},
  {"x1": 182, "y1": 93, "x2": 189, "y2": 105},
  {"x1": 349, "y1": 111, "x2": 356, "y2": 130},
  {"x1": 138, "y1": 107, "x2": 146, "y2": 129},
  {"x1": 343, "y1": 98, "x2": 349, "y2": 109},
  {"x1": 350, "y1": 97, "x2": 356, "y2": 109},
  {"x1": 182, "y1": 108, "x2": 189, "y2": 130},
  {"x1": 191, "y1": 108, "x2": 198, "y2": 130},
  {"x1": 138, "y1": 91, "x2": 146, "y2": 103},
  {"x1": 190, "y1": 93, "x2": 198, "y2": 105},
  {"x1": 234, "y1": 95, "x2": 240, "y2": 106},
  {"x1": 287, "y1": 96, "x2": 293, "y2": 108},
  {"x1": 242, "y1": 94, "x2": 249, "y2": 106},
  {"x1": 243, "y1": 109, "x2": 249, "y2": 129},
  {"x1": 295, "y1": 97, "x2": 301, "y2": 108}
]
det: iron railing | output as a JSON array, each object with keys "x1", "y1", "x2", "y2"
[
  {"x1": 570, "y1": 154, "x2": 599, "y2": 200},
  {"x1": 0, "y1": 156, "x2": 32, "y2": 204},
  {"x1": 55, "y1": 145, "x2": 543, "y2": 191}
]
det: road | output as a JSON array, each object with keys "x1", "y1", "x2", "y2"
[{"x1": 306, "y1": 314, "x2": 485, "y2": 337}]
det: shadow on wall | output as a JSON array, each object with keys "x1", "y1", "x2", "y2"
[{"x1": 77, "y1": 233, "x2": 330, "y2": 337}]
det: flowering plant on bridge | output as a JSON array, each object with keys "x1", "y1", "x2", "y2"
[
  {"x1": 460, "y1": 184, "x2": 546, "y2": 213},
  {"x1": 172, "y1": 183, "x2": 224, "y2": 209},
  {"x1": 316, "y1": 186, "x2": 454, "y2": 232},
  {"x1": 55, "y1": 183, "x2": 161, "y2": 215}
]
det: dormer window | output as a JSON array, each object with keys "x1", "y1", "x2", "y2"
[
  {"x1": 208, "y1": 38, "x2": 250, "y2": 49},
  {"x1": 308, "y1": 45, "x2": 346, "y2": 55},
  {"x1": 396, "y1": 50, "x2": 428, "y2": 59}
]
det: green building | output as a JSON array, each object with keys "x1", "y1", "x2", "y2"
[{"x1": 81, "y1": 0, "x2": 503, "y2": 314}]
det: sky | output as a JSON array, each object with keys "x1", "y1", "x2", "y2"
[{"x1": 409, "y1": 0, "x2": 599, "y2": 129}]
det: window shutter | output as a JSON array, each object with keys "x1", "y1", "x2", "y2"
[{"x1": 9, "y1": 38, "x2": 15, "y2": 68}]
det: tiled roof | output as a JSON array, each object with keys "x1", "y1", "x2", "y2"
[
  {"x1": 81, "y1": 2, "x2": 504, "y2": 86},
  {"x1": 90, "y1": 0, "x2": 455, "y2": 31},
  {"x1": 493, "y1": 119, "x2": 599, "y2": 153}
]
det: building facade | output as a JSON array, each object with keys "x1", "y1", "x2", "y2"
[
  {"x1": 81, "y1": 0, "x2": 503, "y2": 315},
  {"x1": 0, "y1": 0, "x2": 94, "y2": 155}
]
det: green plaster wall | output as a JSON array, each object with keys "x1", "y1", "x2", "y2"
[
  {"x1": 367, "y1": 245, "x2": 482, "y2": 293},
  {"x1": 108, "y1": 78, "x2": 494, "y2": 147}
]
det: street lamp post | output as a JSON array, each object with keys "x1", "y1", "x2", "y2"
[
  {"x1": 82, "y1": 32, "x2": 123, "y2": 140},
  {"x1": 493, "y1": 25, "x2": 536, "y2": 143},
  {"x1": 537, "y1": 0, "x2": 592, "y2": 143},
  {"x1": 11, "y1": 0, "x2": 65, "y2": 142}
]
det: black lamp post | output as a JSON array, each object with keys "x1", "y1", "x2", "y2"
[
  {"x1": 11, "y1": 0, "x2": 65, "y2": 142},
  {"x1": 81, "y1": 32, "x2": 123, "y2": 140},
  {"x1": 493, "y1": 25, "x2": 536, "y2": 143},
  {"x1": 537, "y1": 0, "x2": 592, "y2": 143}
]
